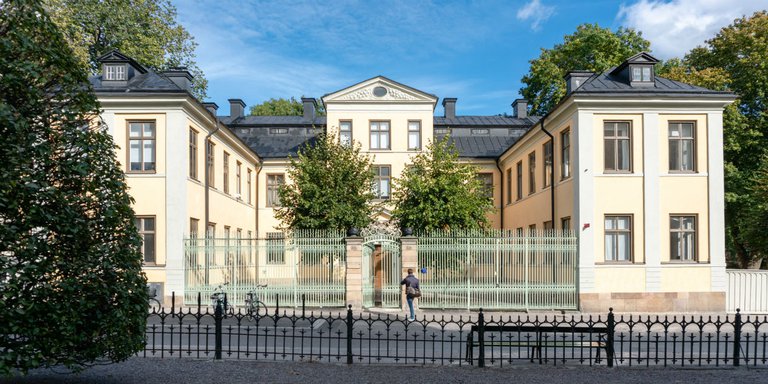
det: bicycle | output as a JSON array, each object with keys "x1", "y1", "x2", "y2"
[
  {"x1": 210, "y1": 283, "x2": 235, "y2": 315},
  {"x1": 244, "y1": 284, "x2": 269, "y2": 321},
  {"x1": 147, "y1": 287, "x2": 162, "y2": 312}
]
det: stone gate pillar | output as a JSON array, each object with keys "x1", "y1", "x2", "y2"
[
  {"x1": 345, "y1": 236, "x2": 364, "y2": 310},
  {"x1": 400, "y1": 236, "x2": 418, "y2": 311}
]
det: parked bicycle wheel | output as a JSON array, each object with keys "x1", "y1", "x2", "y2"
[{"x1": 248, "y1": 301, "x2": 268, "y2": 321}]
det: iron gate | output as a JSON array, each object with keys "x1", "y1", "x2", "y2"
[{"x1": 362, "y1": 233, "x2": 402, "y2": 308}]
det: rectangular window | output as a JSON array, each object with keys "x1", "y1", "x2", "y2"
[
  {"x1": 267, "y1": 174, "x2": 284, "y2": 207},
  {"x1": 669, "y1": 122, "x2": 696, "y2": 172},
  {"x1": 471, "y1": 128, "x2": 490, "y2": 136},
  {"x1": 206, "y1": 141, "x2": 215, "y2": 187},
  {"x1": 476, "y1": 173, "x2": 493, "y2": 198},
  {"x1": 505, "y1": 168, "x2": 512, "y2": 204},
  {"x1": 604, "y1": 121, "x2": 631, "y2": 172},
  {"x1": 189, "y1": 218, "x2": 199, "y2": 238},
  {"x1": 370, "y1": 121, "x2": 390, "y2": 150},
  {"x1": 236, "y1": 161, "x2": 242, "y2": 197},
  {"x1": 528, "y1": 224, "x2": 537, "y2": 236},
  {"x1": 632, "y1": 66, "x2": 653, "y2": 82},
  {"x1": 135, "y1": 216, "x2": 156, "y2": 264},
  {"x1": 223, "y1": 152, "x2": 230, "y2": 194},
  {"x1": 670, "y1": 215, "x2": 697, "y2": 261},
  {"x1": 561, "y1": 130, "x2": 571, "y2": 179},
  {"x1": 605, "y1": 215, "x2": 632, "y2": 262},
  {"x1": 372, "y1": 165, "x2": 391, "y2": 199},
  {"x1": 408, "y1": 121, "x2": 421, "y2": 150},
  {"x1": 267, "y1": 232, "x2": 285, "y2": 264},
  {"x1": 207, "y1": 222, "x2": 215, "y2": 238},
  {"x1": 435, "y1": 128, "x2": 450, "y2": 135},
  {"x1": 516, "y1": 161, "x2": 523, "y2": 200},
  {"x1": 528, "y1": 151, "x2": 536, "y2": 194},
  {"x1": 247, "y1": 168, "x2": 252, "y2": 204},
  {"x1": 189, "y1": 129, "x2": 198, "y2": 180},
  {"x1": 543, "y1": 221, "x2": 553, "y2": 230},
  {"x1": 561, "y1": 217, "x2": 571, "y2": 232},
  {"x1": 128, "y1": 121, "x2": 156, "y2": 172},
  {"x1": 543, "y1": 141, "x2": 553, "y2": 188},
  {"x1": 340, "y1": 121, "x2": 352, "y2": 146},
  {"x1": 105, "y1": 64, "x2": 126, "y2": 80},
  {"x1": 516, "y1": 227, "x2": 524, "y2": 237}
]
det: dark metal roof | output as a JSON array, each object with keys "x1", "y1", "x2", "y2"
[
  {"x1": 231, "y1": 127, "x2": 319, "y2": 158},
  {"x1": 220, "y1": 115, "x2": 327, "y2": 126},
  {"x1": 439, "y1": 134, "x2": 526, "y2": 158},
  {"x1": 434, "y1": 115, "x2": 539, "y2": 127},
  {"x1": 90, "y1": 70, "x2": 185, "y2": 92},
  {"x1": 575, "y1": 72, "x2": 734, "y2": 96}
]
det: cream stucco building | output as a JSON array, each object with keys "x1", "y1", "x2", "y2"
[{"x1": 92, "y1": 51, "x2": 735, "y2": 311}]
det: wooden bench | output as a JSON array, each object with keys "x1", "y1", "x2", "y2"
[{"x1": 465, "y1": 324, "x2": 613, "y2": 365}]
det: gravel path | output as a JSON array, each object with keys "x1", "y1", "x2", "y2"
[{"x1": 2, "y1": 358, "x2": 766, "y2": 384}]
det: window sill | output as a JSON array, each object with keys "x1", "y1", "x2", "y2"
[
  {"x1": 661, "y1": 261, "x2": 706, "y2": 265},
  {"x1": 595, "y1": 261, "x2": 640, "y2": 266},
  {"x1": 143, "y1": 263, "x2": 166, "y2": 268}
]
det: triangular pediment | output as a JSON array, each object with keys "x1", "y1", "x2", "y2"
[{"x1": 322, "y1": 76, "x2": 438, "y2": 105}]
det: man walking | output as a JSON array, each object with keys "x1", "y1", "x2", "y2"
[{"x1": 400, "y1": 268, "x2": 420, "y2": 321}]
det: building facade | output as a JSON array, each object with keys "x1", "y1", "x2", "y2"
[{"x1": 92, "y1": 51, "x2": 735, "y2": 311}]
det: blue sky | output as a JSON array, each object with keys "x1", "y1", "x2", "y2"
[{"x1": 173, "y1": 0, "x2": 766, "y2": 116}]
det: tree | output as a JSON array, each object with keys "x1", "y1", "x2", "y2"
[
  {"x1": 276, "y1": 134, "x2": 375, "y2": 230},
  {"x1": 44, "y1": 0, "x2": 208, "y2": 99},
  {"x1": 520, "y1": 24, "x2": 651, "y2": 116},
  {"x1": 250, "y1": 97, "x2": 326, "y2": 116},
  {"x1": 0, "y1": 1, "x2": 148, "y2": 374},
  {"x1": 392, "y1": 137, "x2": 494, "y2": 231},
  {"x1": 661, "y1": 12, "x2": 768, "y2": 268}
]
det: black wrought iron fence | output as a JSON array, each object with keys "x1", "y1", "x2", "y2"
[{"x1": 143, "y1": 301, "x2": 768, "y2": 368}]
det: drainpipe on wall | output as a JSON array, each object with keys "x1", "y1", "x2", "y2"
[
  {"x1": 540, "y1": 116, "x2": 555, "y2": 227},
  {"x1": 495, "y1": 159, "x2": 505, "y2": 231},
  {"x1": 204, "y1": 121, "x2": 220, "y2": 285},
  {"x1": 254, "y1": 159, "x2": 263, "y2": 237}
]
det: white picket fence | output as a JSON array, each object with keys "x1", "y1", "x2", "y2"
[{"x1": 727, "y1": 269, "x2": 768, "y2": 313}]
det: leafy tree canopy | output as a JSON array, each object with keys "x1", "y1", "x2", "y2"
[
  {"x1": 276, "y1": 134, "x2": 374, "y2": 230},
  {"x1": 45, "y1": 0, "x2": 208, "y2": 99},
  {"x1": 1, "y1": 0, "x2": 147, "y2": 373},
  {"x1": 250, "y1": 97, "x2": 326, "y2": 116},
  {"x1": 520, "y1": 24, "x2": 650, "y2": 116},
  {"x1": 392, "y1": 137, "x2": 494, "y2": 231}
]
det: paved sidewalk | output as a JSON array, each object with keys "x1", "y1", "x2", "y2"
[{"x1": 2, "y1": 358, "x2": 766, "y2": 384}]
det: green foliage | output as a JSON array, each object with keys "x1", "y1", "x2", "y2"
[
  {"x1": 392, "y1": 137, "x2": 494, "y2": 231},
  {"x1": 0, "y1": 1, "x2": 148, "y2": 374},
  {"x1": 520, "y1": 24, "x2": 651, "y2": 115},
  {"x1": 249, "y1": 97, "x2": 326, "y2": 116},
  {"x1": 276, "y1": 134, "x2": 375, "y2": 230},
  {"x1": 45, "y1": 0, "x2": 208, "y2": 99},
  {"x1": 662, "y1": 11, "x2": 768, "y2": 267}
]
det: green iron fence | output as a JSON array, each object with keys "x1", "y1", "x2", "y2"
[
  {"x1": 184, "y1": 229, "x2": 346, "y2": 308},
  {"x1": 417, "y1": 229, "x2": 578, "y2": 310}
]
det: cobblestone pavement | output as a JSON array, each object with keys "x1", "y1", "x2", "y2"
[{"x1": 2, "y1": 358, "x2": 766, "y2": 384}]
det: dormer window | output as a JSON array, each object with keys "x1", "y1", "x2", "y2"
[
  {"x1": 631, "y1": 65, "x2": 653, "y2": 82},
  {"x1": 104, "y1": 64, "x2": 127, "y2": 81}
]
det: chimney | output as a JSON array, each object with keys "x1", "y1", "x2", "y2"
[
  {"x1": 163, "y1": 67, "x2": 193, "y2": 92},
  {"x1": 228, "y1": 99, "x2": 245, "y2": 120},
  {"x1": 512, "y1": 99, "x2": 528, "y2": 119},
  {"x1": 202, "y1": 102, "x2": 218, "y2": 116},
  {"x1": 302, "y1": 97, "x2": 317, "y2": 122},
  {"x1": 564, "y1": 71, "x2": 594, "y2": 95},
  {"x1": 442, "y1": 98, "x2": 457, "y2": 119}
]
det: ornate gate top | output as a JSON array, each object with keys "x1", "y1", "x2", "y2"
[{"x1": 360, "y1": 221, "x2": 401, "y2": 238}]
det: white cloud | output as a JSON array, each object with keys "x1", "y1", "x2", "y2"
[
  {"x1": 618, "y1": 0, "x2": 767, "y2": 59},
  {"x1": 516, "y1": 0, "x2": 556, "y2": 31}
]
